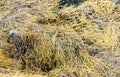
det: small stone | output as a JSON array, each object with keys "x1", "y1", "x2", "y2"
[{"x1": 9, "y1": 29, "x2": 20, "y2": 36}]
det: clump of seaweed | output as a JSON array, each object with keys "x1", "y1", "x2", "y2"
[{"x1": 0, "y1": 0, "x2": 120, "y2": 77}]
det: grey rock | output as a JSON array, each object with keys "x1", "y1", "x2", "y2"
[
  {"x1": 7, "y1": 29, "x2": 20, "y2": 43},
  {"x1": 9, "y1": 29, "x2": 20, "y2": 36}
]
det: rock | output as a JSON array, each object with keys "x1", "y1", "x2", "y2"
[
  {"x1": 9, "y1": 29, "x2": 20, "y2": 36},
  {"x1": 7, "y1": 29, "x2": 20, "y2": 43}
]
